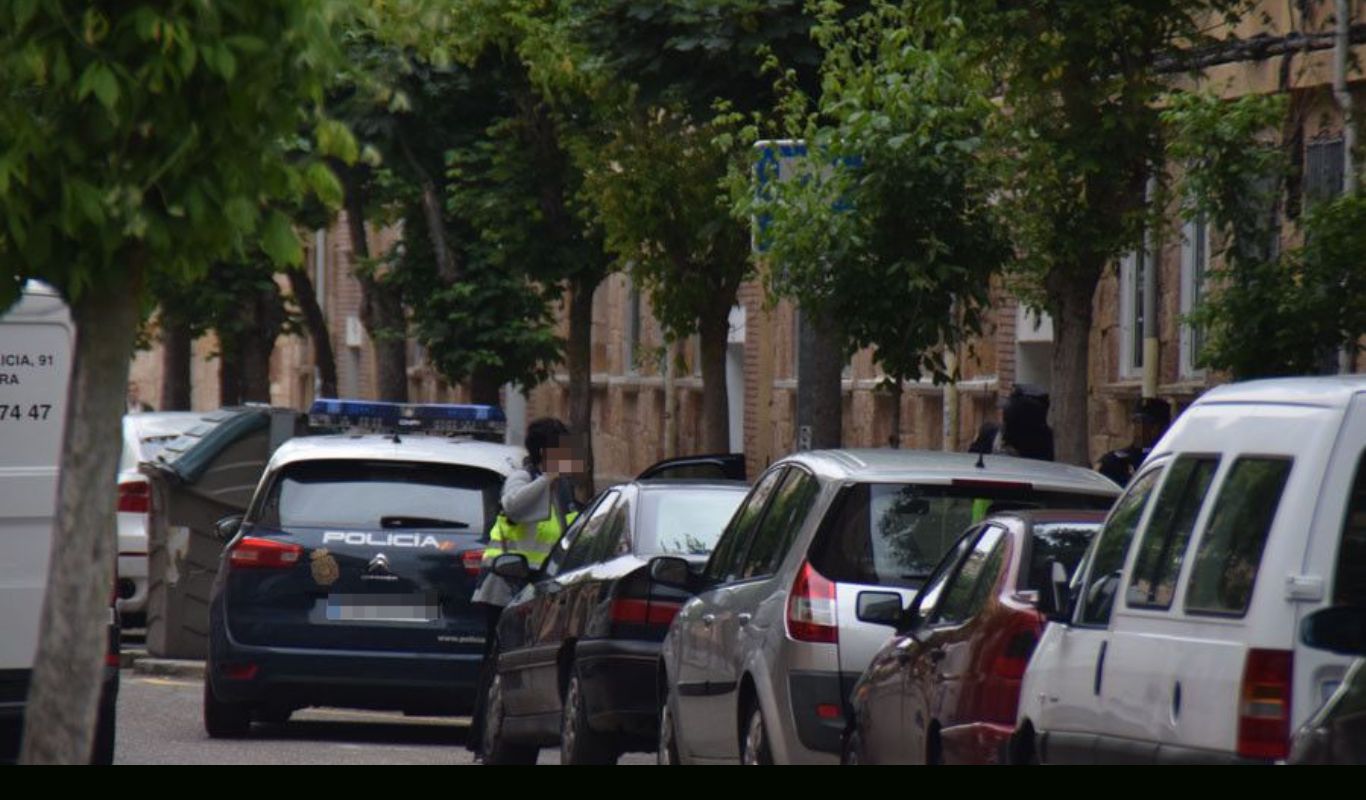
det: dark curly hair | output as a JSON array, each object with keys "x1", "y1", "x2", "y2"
[{"x1": 524, "y1": 417, "x2": 570, "y2": 470}]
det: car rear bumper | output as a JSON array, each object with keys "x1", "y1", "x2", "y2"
[
  {"x1": 210, "y1": 622, "x2": 483, "y2": 715},
  {"x1": 575, "y1": 638, "x2": 662, "y2": 741},
  {"x1": 940, "y1": 721, "x2": 1014, "y2": 765}
]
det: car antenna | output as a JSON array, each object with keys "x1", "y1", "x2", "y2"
[
  {"x1": 391, "y1": 430, "x2": 402, "y2": 444},
  {"x1": 975, "y1": 450, "x2": 986, "y2": 469}
]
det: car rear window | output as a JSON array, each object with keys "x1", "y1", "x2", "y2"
[
  {"x1": 1184, "y1": 457, "x2": 1294, "y2": 617},
  {"x1": 255, "y1": 460, "x2": 502, "y2": 533},
  {"x1": 811, "y1": 482, "x2": 1113, "y2": 589},
  {"x1": 1333, "y1": 448, "x2": 1366, "y2": 606},
  {"x1": 637, "y1": 488, "x2": 746, "y2": 556}
]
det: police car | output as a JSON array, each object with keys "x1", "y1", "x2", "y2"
[{"x1": 203, "y1": 399, "x2": 524, "y2": 737}]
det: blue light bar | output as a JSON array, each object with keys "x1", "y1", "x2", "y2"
[{"x1": 308, "y1": 399, "x2": 507, "y2": 437}]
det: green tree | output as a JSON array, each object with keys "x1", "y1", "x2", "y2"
[
  {"x1": 742, "y1": 4, "x2": 1009, "y2": 439},
  {"x1": 0, "y1": 2, "x2": 352, "y2": 762},
  {"x1": 1165, "y1": 91, "x2": 1366, "y2": 377},
  {"x1": 958, "y1": 0, "x2": 1250, "y2": 464}
]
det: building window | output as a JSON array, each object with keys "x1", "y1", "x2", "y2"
[
  {"x1": 1304, "y1": 138, "x2": 1345, "y2": 208},
  {"x1": 1119, "y1": 249, "x2": 1145, "y2": 379},
  {"x1": 625, "y1": 279, "x2": 641, "y2": 374},
  {"x1": 1179, "y1": 215, "x2": 1209, "y2": 379}
]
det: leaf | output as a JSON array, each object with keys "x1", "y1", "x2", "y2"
[
  {"x1": 304, "y1": 161, "x2": 343, "y2": 208},
  {"x1": 13, "y1": 0, "x2": 37, "y2": 29},
  {"x1": 77, "y1": 62, "x2": 119, "y2": 111},
  {"x1": 315, "y1": 119, "x2": 358, "y2": 164},
  {"x1": 261, "y1": 210, "x2": 302, "y2": 267}
]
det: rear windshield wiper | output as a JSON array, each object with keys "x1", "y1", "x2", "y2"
[{"x1": 380, "y1": 516, "x2": 470, "y2": 529}]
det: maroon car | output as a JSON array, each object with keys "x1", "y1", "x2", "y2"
[{"x1": 844, "y1": 511, "x2": 1104, "y2": 765}]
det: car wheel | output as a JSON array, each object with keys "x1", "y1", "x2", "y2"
[
  {"x1": 841, "y1": 729, "x2": 862, "y2": 766},
  {"x1": 1007, "y1": 723, "x2": 1039, "y2": 765},
  {"x1": 560, "y1": 670, "x2": 617, "y2": 765},
  {"x1": 202, "y1": 678, "x2": 251, "y2": 739},
  {"x1": 254, "y1": 707, "x2": 293, "y2": 725},
  {"x1": 657, "y1": 687, "x2": 681, "y2": 766},
  {"x1": 481, "y1": 673, "x2": 538, "y2": 765},
  {"x1": 741, "y1": 705, "x2": 773, "y2": 765}
]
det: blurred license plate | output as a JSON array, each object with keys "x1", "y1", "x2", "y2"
[{"x1": 326, "y1": 593, "x2": 438, "y2": 622}]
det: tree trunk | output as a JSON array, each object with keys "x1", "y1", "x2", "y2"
[
  {"x1": 468, "y1": 367, "x2": 501, "y2": 406},
  {"x1": 1048, "y1": 271, "x2": 1096, "y2": 466},
  {"x1": 886, "y1": 379, "x2": 903, "y2": 448},
  {"x1": 219, "y1": 332, "x2": 243, "y2": 407},
  {"x1": 241, "y1": 283, "x2": 285, "y2": 404},
  {"x1": 343, "y1": 175, "x2": 407, "y2": 402},
  {"x1": 698, "y1": 307, "x2": 731, "y2": 453},
  {"x1": 566, "y1": 278, "x2": 596, "y2": 496},
  {"x1": 160, "y1": 316, "x2": 192, "y2": 411},
  {"x1": 796, "y1": 308, "x2": 844, "y2": 450},
  {"x1": 286, "y1": 267, "x2": 337, "y2": 399},
  {"x1": 20, "y1": 285, "x2": 139, "y2": 764}
]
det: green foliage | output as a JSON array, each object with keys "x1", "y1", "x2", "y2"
[
  {"x1": 0, "y1": 2, "x2": 354, "y2": 308},
  {"x1": 1166, "y1": 92, "x2": 1364, "y2": 377},
  {"x1": 738, "y1": 2, "x2": 1009, "y2": 383}
]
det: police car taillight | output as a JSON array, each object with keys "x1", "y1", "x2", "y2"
[
  {"x1": 228, "y1": 537, "x2": 303, "y2": 570},
  {"x1": 307, "y1": 398, "x2": 507, "y2": 437},
  {"x1": 462, "y1": 548, "x2": 484, "y2": 578}
]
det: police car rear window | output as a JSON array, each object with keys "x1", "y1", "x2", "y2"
[{"x1": 255, "y1": 460, "x2": 502, "y2": 533}]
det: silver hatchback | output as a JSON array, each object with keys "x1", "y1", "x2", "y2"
[{"x1": 656, "y1": 449, "x2": 1120, "y2": 764}]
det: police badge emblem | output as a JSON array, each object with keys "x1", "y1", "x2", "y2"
[{"x1": 311, "y1": 548, "x2": 340, "y2": 586}]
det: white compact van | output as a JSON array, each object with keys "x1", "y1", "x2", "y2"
[
  {"x1": 0, "y1": 282, "x2": 74, "y2": 760},
  {"x1": 1014, "y1": 376, "x2": 1366, "y2": 764}
]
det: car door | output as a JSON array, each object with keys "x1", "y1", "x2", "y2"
[
  {"x1": 1102, "y1": 455, "x2": 1220, "y2": 761},
  {"x1": 1032, "y1": 463, "x2": 1165, "y2": 763},
  {"x1": 672, "y1": 467, "x2": 786, "y2": 760},
  {"x1": 905, "y1": 524, "x2": 1009, "y2": 763},
  {"x1": 866, "y1": 527, "x2": 980, "y2": 764},
  {"x1": 502, "y1": 490, "x2": 620, "y2": 718}
]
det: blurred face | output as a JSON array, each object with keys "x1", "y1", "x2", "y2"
[{"x1": 545, "y1": 437, "x2": 586, "y2": 476}]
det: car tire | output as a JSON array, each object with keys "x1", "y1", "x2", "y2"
[
  {"x1": 741, "y1": 705, "x2": 773, "y2": 765},
  {"x1": 841, "y1": 729, "x2": 862, "y2": 766},
  {"x1": 657, "y1": 687, "x2": 681, "y2": 766},
  {"x1": 1007, "y1": 723, "x2": 1039, "y2": 765},
  {"x1": 560, "y1": 670, "x2": 617, "y2": 765},
  {"x1": 202, "y1": 678, "x2": 251, "y2": 739},
  {"x1": 255, "y1": 707, "x2": 293, "y2": 725},
  {"x1": 481, "y1": 673, "x2": 538, "y2": 765}
]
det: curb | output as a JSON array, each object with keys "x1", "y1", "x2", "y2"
[{"x1": 131, "y1": 657, "x2": 205, "y2": 679}]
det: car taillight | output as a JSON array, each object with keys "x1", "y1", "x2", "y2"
[
  {"x1": 462, "y1": 548, "x2": 485, "y2": 578},
  {"x1": 228, "y1": 537, "x2": 303, "y2": 570},
  {"x1": 787, "y1": 560, "x2": 838, "y2": 644},
  {"x1": 1237, "y1": 648, "x2": 1293, "y2": 761},
  {"x1": 991, "y1": 629, "x2": 1038, "y2": 680},
  {"x1": 610, "y1": 597, "x2": 683, "y2": 627},
  {"x1": 117, "y1": 481, "x2": 150, "y2": 514}
]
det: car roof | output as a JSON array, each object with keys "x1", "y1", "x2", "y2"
[
  {"x1": 266, "y1": 433, "x2": 525, "y2": 476},
  {"x1": 123, "y1": 411, "x2": 205, "y2": 439},
  {"x1": 634, "y1": 479, "x2": 750, "y2": 493},
  {"x1": 1193, "y1": 375, "x2": 1366, "y2": 410},
  {"x1": 775, "y1": 448, "x2": 1121, "y2": 496}
]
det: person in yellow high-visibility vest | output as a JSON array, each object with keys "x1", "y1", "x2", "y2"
[{"x1": 470, "y1": 417, "x2": 581, "y2": 758}]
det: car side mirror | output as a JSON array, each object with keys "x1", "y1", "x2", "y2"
[
  {"x1": 649, "y1": 556, "x2": 692, "y2": 590},
  {"x1": 492, "y1": 553, "x2": 531, "y2": 581},
  {"x1": 1301, "y1": 606, "x2": 1366, "y2": 656},
  {"x1": 857, "y1": 591, "x2": 904, "y2": 627},
  {"x1": 212, "y1": 514, "x2": 244, "y2": 543},
  {"x1": 1048, "y1": 560, "x2": 1072, "y2": 624}
]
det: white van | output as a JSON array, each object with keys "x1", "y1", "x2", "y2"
[
  {"x1": 1013, "y1": 376, "x2": 1366, "y2": 764},
  {"x1": 0, "y1": 282, "x2": 75, "y2": 760}
]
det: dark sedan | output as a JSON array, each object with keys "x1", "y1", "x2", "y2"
[
  {"x1": 845, "y1": 511, "x2": 1103, "y2": 765},
  {"x1": 480, "y1": 480, "x2": 747, "y2": 764}
]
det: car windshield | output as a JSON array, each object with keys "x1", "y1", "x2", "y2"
[
  {"x1": 636, "y1": 488, "x2": 747, "y2": 556},
  {"x1": 254, "y1": 459, "x2": 503, "y2": 533},
  {"x1": 812, "y1": 482, "x2": 1113, "y2": 589}
]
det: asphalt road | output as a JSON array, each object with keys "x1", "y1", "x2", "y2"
[{"x1": 113, "y1": 672, "x2": 653, "y2": 765}]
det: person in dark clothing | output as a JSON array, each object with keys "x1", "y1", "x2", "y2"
[
  {"x1": 1097, "y1": 398, "x2": 1172, "y2": 487},
  {"x1": 998, "y1": 384, "x2": 1055, "y2": 461}
]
